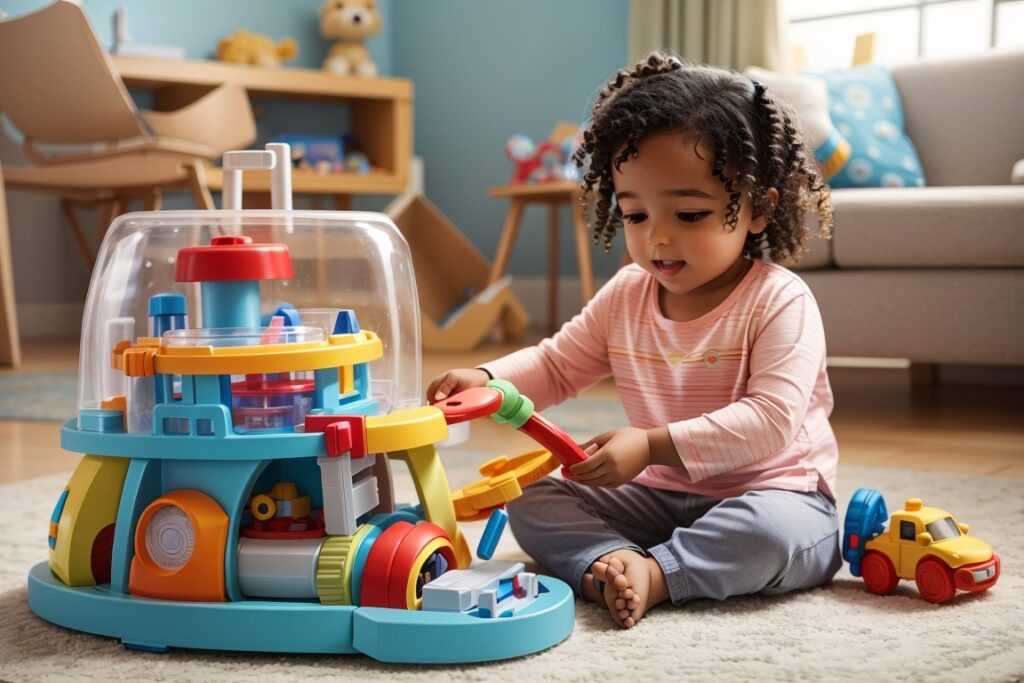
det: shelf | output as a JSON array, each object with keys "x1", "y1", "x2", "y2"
[
  {"x1": 114, "y1": 57, "x2": 413, "y2": 102},
  {"x1": 204, "y1": 167, "x2": 407, "y2": 195},
  {"x1": 487, "y1": 181, "x2": 581, "y2": 199},
  {"x1": 113, "y1": 57, "x2": 413, "y2": 195}
]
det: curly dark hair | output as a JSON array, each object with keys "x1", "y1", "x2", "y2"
[{"x1": 574, "y1": 52, "x2": 833, "y2": 265}]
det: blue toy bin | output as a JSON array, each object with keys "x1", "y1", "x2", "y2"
[{"x1": 29, "y1": 144, "x2": 574, "y2": 663}]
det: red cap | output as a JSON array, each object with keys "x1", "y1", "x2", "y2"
[{"x1": 175, "y1": 235, "x2": 293, "y2": 282}]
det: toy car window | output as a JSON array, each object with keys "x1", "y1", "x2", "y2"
[
  {"x1": 926, "y1": 517, "x2": 961, "y2": 541},
  {"x1": 899, "y1": 520, "x2": 916, "y2": 540}
]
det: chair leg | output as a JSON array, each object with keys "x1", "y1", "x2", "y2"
[
  {"x1": 144, "y1": 189, "x2": 163, "y2": 212},
  {"x1": 0, "y1": 169, "x2": 21, "y2": 368},
  {"x1": 547, "y1": 201, "x2": 560, "y2": 333},
  {"x1": 96, "y1": 197, "x2": 123, "y2": 245},
  {"x1": 489, "y1": 198, "x2": 525, "y2": 286},
  {"x1": 572, "y1": 199, "x2": 595, "y2": 302},
  {"x1": 60, "y1": 199, "x2": 96, "y2": 269},
  {"x1": 910, "y1": 362, "x2": 939, "y2": 386},
  {"x1": 186, "y1": 161, "x2": 216, "y2": 210}
]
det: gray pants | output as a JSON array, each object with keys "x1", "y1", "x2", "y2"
[{"x1": 506, "y1": 478, "x2": 842, "y2": 604}]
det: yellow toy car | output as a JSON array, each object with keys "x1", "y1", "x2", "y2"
[{"x1": 843, "y1": 488, "x2": 1000, "y2": 604}]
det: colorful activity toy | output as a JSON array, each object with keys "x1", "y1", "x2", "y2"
[{"x1": 28, "y1": 143, "x2": 586, "y2": 663}]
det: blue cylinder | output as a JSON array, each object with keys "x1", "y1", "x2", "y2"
[
  {"x1": 149, "y1": 293, "x2": 187, "y2": 337},
  {"x1": 201, "y1": 280, "x2": 261, "y2": 329}
]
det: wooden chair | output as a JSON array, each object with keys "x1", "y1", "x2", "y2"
[
  {"x1": 0, "y1": 0, "x2": 256, "y2": 367},
  {"x1": 487, "y1": 122, "x2": 595, "y2": 334}
]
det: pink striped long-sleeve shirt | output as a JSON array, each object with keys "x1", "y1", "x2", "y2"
[{"x1": 481, "y1": 260, "x2": 838, "y2": 501}]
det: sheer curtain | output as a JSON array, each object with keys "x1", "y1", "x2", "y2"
[{"x1": 628, "y1": 0, "x2": 788, "y2": 70}]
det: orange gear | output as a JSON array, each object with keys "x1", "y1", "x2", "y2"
[{"x1": 451, "y1": 450, "x2": 558, "y2": 521}]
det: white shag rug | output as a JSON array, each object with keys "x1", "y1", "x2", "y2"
[{"x1": 1, "y1": 463, "x2": 1022, "y2": 682}]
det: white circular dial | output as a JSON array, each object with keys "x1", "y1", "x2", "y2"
[{"x1": 145, "y1": 505, "x2": 196, "y2": 570}]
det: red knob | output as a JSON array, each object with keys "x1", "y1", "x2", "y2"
[{"x1": 175, "y1": 237, "x2": 293, "y2": 283}]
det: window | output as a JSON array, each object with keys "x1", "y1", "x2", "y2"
[
  {"x1": 900, "y1": 519, "x2": 917, "y2": 541},
  {"x1": 788, "y1": 0, "x2": 1024, "y2": 68},
  {"x1": 926, "y1": 517, "x2": 963, "y2": 541}
]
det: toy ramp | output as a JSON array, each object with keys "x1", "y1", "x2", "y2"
[{"x1": 386, "y1": 193, "x2": 529, "y2": 351}]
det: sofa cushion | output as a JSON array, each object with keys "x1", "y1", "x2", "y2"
[
  {"x1": 891, "y1": 51, "x2": 1024, "y2": 187},
  {"x1": 830, "y1": 186, "x2": 1024, "y2": 268},
  {"x1": 810, "y1": 64, "x2": 926, "y2": 189},
  {"x1": 788, "y1": 224, "x2": 833, "y2": 270},
  {"x1": 800, "y1": 269, "x2": 1024, "y2": 364}
]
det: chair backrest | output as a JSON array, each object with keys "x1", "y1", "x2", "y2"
[{"x1": 0, "y1": 1, "x2": 149, "y2": 145}]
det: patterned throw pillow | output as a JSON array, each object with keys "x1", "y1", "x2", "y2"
[
  {"x1": 744, "y1": 66, "x2": 851, "y2": 181},
  {"x1": 809, "y1": 64, "x2": 926, "y2": 188}
]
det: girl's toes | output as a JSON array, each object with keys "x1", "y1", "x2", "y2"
[
  {"x1": 615, "y1": 597, "x2": 626, "y2": 609},
  {"x1": 624, "y1": 616, "x2": 636, "y2": 628},
  {"x1": 618, "y1": 608, "x2": 630, "y2": 621},
  {"x1": 620, "y1": 588, "x2": 634, "y2": 600},
  {"x1": 628, "y1": 594, "x2": 641, "y2": 609}
]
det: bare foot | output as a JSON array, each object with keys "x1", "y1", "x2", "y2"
[
  {"x1": 580, "y1": 572, "x2": 607, "y2": 608},
  {"x1": 591, "y1": 549, "x2": 670, "y2": 628}
]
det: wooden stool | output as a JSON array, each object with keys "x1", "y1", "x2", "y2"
[{"x1": 487, "y1": 180, "x2": 595, "y2": 333}]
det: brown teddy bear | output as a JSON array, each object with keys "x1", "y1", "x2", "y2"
[
  {"x1": 319, "y1": 0, "x2": 382, "y2": 77},
  {"x1": 217, "y1": 30, "x2": 298, "y2": 68}
]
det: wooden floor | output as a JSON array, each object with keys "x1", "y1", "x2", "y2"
[{"x1": 1, "y1": 339, "x2": 1022, "y2": 484}]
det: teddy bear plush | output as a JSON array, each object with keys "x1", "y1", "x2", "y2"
[
  {"x1": 319, "y1": 0, "x2": 382, "y2": 77},
  {"x1": 217, "y1": 30, "x2": 298, "y2": 68}
]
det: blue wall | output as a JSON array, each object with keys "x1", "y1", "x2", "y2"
[
  {"x1": 1, "y1": 0, "x2": 628, "y2": 309},
  {"x1": 391, "y1": 0, "x2": 629, "y2": 277},
  {"x1": 0, "y1": 0, "x2": 393, "y2": 72}
]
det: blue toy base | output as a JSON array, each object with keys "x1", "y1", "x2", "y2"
[{"x1": 27, "y1": 562, "x2": 575, "y2": 663}]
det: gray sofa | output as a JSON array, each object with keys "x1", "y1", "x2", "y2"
[{"x1": 792, "y1": 50, "x2": 1024, "y2": 366}]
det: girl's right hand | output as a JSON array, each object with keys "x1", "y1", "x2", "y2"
[{"x1": 426, "y1": 367, "x2": 491, "y2": 403}]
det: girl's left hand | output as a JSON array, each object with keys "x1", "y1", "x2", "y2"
[{"x1": 569, "y1": 427, "x2": 651, "y2": 487}]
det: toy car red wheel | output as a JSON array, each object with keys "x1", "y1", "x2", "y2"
[
  {"x1": 915, "y1": 558, "x2": 957, "y2": 604},
  {"x1": 861, "y1": 551, "x2": 899, "y2": 595}
]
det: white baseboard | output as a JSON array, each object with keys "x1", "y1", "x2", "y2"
[{"x1": 17, "y1": 302, "x2": 83, "y2": 340}]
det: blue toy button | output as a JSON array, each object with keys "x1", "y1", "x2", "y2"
[
  {"x1": 477, "y1": 508, "x2": 509, "y2": 561},
  {"x1": 148, "y1": 293, "x2": 187, "y2": 316}
]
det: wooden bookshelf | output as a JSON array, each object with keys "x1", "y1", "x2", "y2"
[{"x1": 113, "y1": 56, "x2": 413, "y2": 196}]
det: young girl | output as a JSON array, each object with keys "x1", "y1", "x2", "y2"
[{"x1": 428, "y1": 53, "x2": 840, "y2": 629}]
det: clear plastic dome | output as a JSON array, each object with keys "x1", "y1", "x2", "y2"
[{"x1": 79, "y1": 210, "x2": 421, "y2": 429}]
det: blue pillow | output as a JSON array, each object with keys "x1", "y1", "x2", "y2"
[{"x1": 809, "y1": 64, "x2": 926, "y2": 189}]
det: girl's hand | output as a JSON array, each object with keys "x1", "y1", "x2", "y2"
[
  {"x1": 569, "y1": 427, "x2": 651, "y2": 487},
  {"x1": 426, "y1": 368, "x2": 491, "y2": 403}
]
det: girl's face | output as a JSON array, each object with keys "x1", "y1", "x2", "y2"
[{"x1": 612, "y1": 131, "x2": 770, "y2": 306}]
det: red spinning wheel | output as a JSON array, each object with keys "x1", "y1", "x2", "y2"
[
  {"x1": 433, "y1": 387, "x2": 503, "y2": 424},
  {"x1": 360, "y1": 521, "x2": 456, "y2": 610}
]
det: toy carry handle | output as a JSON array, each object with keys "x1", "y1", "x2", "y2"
[
  {"x1": 222, "y1": 142, "x2": 293, "y2": 211},
  {"x1": 842, "y1": 487, "x2": 888, "y2": 577}
]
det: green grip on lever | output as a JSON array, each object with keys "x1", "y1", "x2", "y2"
[{"x1": 486, "y1": 379, "x2": 534, "y2": 429}]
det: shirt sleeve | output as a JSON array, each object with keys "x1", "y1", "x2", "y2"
[
  {"x1": 668, "y1": 283, "x2": 827, "y2": 482},
  {"x1": 478, "y1": 271, "x2": 622, "y2": 411}
]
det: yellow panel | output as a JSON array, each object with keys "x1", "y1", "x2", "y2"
[
  {"x1": 390, "y1": 445, "x2": 462, "y2": 565},
  {"x1": 365, "y1": 406, "x2": 448, "y2": 454},
  {"x1": 154, "y1": 331, "x2": 382, "y2": 375},
  {"x1": 340, "y1": 364, "x2": 355, "y2": 394},
  {"x1": 49, "y1": 455, "x2": 131, "y2": 586}
]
